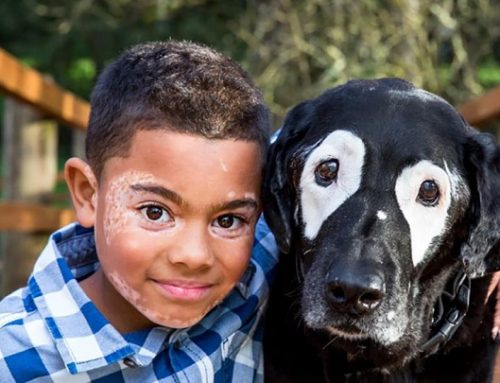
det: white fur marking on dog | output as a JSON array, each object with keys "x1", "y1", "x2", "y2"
[
  {"x1": 444, "y1": 162, "x2": 471, "y2": 203},
  {"x1": 300, "y1": 130, "x2": 365, "y2": 239},
  {"x1": 389, "y1": 88, "x2": 450, "y2": 105},
  {"x1": 395, "y1": 160, "x2": 452, "y2": 266},
  {"x1": 377, "y1": 210, "x2": 387, "y2": 221},
  {"x1": 387, "y1": 311, "x2": 395, "y2": 321}
]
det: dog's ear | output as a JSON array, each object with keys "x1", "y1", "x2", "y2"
[
  {"x1": 263, "y1": 101, "x2": 314, "y2": 254},
  {"x1": 460, "y1": 132, "x2": 500, "y2": 277}
]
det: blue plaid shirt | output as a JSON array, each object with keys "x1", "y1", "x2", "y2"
[{"x1": 0, "y1": 217, "x2": 278, "y2": 382}]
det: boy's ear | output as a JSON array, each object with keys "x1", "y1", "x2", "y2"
[{"x1": 64, "y1": 158, "x2": 98, "y2": 228}]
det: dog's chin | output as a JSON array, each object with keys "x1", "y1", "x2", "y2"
[{"x1": 320, "y1": 323, "x2": 418, "y2": 368}]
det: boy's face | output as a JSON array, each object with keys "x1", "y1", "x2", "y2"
[{"x1": 75, "y1": 130, "x2": 262, "y2": 330}]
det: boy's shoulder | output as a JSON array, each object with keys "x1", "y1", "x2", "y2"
[
  {"x1": 0, "y1": 287, "x2": 59, "y2": 382},
  {"x1": 0, "y1": 287, "x2": 34, "y2": 328}
]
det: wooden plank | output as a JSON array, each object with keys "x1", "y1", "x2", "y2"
[
  {"x1": 0, "y1": 202, "x2": 75, "y2": 233},
  {"x1": 0, "y1": 48, "x2": 89, "y2": 131},
  {"x1": 459, "y1": 85, "x2": 500, "y2": 127}
]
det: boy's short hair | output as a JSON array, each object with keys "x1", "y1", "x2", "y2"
[{"x1": 86, "y1": 40, "x2": 270, "y2": 178}]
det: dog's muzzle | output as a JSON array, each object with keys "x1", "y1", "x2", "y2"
[{"x1": 326, "y1": 268, "x2": 385, "y2": 316}]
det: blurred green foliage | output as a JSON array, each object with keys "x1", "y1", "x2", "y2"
[
  {"x1": 0, "y1": 0, "x2": 500, "y2": 122},
  {"x1": 236, "y1": 0, "x2": 500, "y2": 117},
  {"x1": 478, "y1": 61, "x2": 500, "y2": 87},
  {"x1": 0, "y1": 0, "x2": 248, "y2": 99}
]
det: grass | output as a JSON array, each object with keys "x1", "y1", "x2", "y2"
[{"x1": 478, "y1": 62, "x2": 500, "y2": 88}]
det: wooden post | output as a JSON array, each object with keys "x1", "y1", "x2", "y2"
[
  {"x1": 0, "y1": 97, "x2": 58, "y2": 296},
  {"x1": 459, "y1": 86, "x2": 500, "y2": 127},
  {"x1": 72, "y1": 130, "x2": 86, "y2": 159}
]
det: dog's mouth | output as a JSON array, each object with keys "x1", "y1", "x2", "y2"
[
  {"x1": 316, "y1": 305, "x2": 410, "y2": 347},
  {"x1": 326, "y1": 324, "x2": 370, "y2": 340},
  {"x1": 323, "y1": 322, "x2": 414, "y2": 369}
]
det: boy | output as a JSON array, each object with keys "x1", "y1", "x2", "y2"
[{"x1": 0, "y1": 41, "x2": 278, "y2": 382}]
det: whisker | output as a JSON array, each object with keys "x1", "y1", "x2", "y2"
[{"x1": 322, "y1": 334, "x2": 338, "y2": 350}]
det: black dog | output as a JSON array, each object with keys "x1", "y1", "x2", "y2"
[{"x1": 263, "y1": 78, "x2": 500, "y2": 382}]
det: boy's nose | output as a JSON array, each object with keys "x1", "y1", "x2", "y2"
[{"x1": 167, "y1": 225, "x2": 214, "y2": 270}]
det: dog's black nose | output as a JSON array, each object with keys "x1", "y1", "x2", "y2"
[{"x1": 326, "y1": 273, "x2": 385, "y2": 315}]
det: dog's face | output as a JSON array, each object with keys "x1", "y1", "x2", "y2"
[{"x1": 264, "y1": 78, "x2": 500, "y2": 364}]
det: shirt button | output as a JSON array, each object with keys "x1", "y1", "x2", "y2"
[{"x1": 123, "y1": 357, "x2": 138, "y2": 368}]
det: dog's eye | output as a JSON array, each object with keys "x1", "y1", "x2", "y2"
[
  {"x1": 315, "y1": 159, "x2": 339, "y2": 186},
  {"x1": 417, "y1": 180, "x2": 440, "y2": 206}
]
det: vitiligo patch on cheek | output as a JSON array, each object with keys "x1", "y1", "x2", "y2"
[
  {"x1": 108, "y1": 272, "x2": 142, "y2": 305},
  {"x1": 108, "y1": 272, "x2": 195, "y2": 328},
  {"x1": 101, "y1": 172, "x2": 157, "y2": 245},
  {"x1": 108, "y1": 271, "x2": 190, "y2": 328}
]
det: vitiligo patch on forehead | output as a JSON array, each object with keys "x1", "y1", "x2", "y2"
[
  {"x1": 226, "y1": 191, "x2": 257, "y2": 201},
  {"x1": 218, "y1": 158, "x2": 228, "y2": 172},
  {"x1": 244, "y1": 192, "x2": 257, "y2": 200},
  {"x1": 300, "y1": 130, "x2": 365, "y2": 240}
]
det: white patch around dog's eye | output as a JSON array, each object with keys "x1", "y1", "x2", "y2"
[
  {"x1": 300, "y1": 130, "x2": 365, "y2": 240},
  {"x1": 395, "y1": 160, "x2": 451, "y2": 266}
]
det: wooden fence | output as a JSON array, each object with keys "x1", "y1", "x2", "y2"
[
  {"x1": 459, "y1": 86, "x2": 500, "y2": 127},
  {"x1": 0, "y1": 48, "x2": 89, "y2": 233},
  {"x1": 0, "y1": 47, "x2": 500, "y2": 294},
  {"x1": 0, "y1": 48, "x2": 89, "y2": 293}
]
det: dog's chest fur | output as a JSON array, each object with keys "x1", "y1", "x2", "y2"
[{"x1": 263, "y1": 78, "x2": 500, "y2": 382}]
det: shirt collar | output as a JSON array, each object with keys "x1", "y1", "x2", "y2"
[{"x1": 28, "y1": 223, "x2": 170, "y2": 373}]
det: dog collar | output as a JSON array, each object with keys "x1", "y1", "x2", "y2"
[{"x1": 420, "y1": 270, "x2": 471, "y2": 356}]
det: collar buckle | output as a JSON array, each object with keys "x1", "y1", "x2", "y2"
[{"x1": 420, "y1": 271, "x2": 471, "y2": 356}]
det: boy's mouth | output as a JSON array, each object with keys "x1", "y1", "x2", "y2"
[{"x1": 154, "y1": 279, "x2": 214, "y2": 301}]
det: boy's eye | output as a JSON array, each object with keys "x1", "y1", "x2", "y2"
[
  {"x1": 140, "y1": 205, "x2": 172, "y2": 223},
  {"x1": 213, "y1": 215, "x2": 243, "y2": 229}
]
